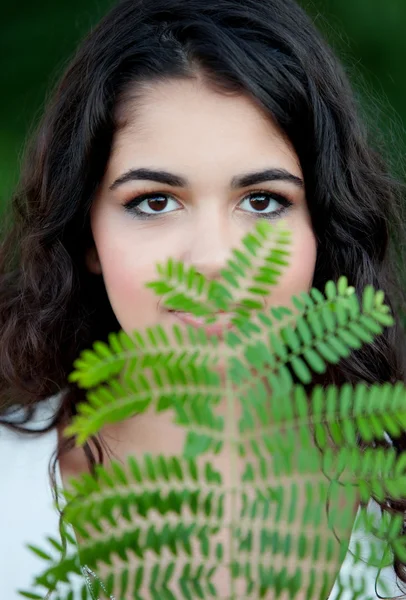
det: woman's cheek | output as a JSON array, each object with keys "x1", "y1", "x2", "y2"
[
  {"x1": 96, "y1": 238, "x2": 164, "y2": 334},
  {"x1": 267, "y1": 219, "x2": 317, "y2": 309}
]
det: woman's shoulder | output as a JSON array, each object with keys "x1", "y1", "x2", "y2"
[
  {"x1": 0, "y1": 393, "x2": 65, "y2": 598},
  {"x1": 0, "y1": 393, "x2": 63, "y2": 491},
  {"x1": 0, "y1": 392, "x2": 63, "y2": 474},
  {"x1": 329, "y1": 499, "x2": 402, "y2": 599}
]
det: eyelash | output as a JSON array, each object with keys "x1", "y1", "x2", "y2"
[{"x1": 122, "y1": 190, "x2": 293, "y2": 220}]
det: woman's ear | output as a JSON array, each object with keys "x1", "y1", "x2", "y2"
[{"x1": 85, "y1": 245, "x2": 103, "y2": 275}]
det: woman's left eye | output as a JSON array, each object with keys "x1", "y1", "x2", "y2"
[
  {"x1": 239, "y1": 192, "x2": 293, "y2": 217},
  {"x1": 122, "y1": 191, "x2": 293, "y2": 219}
]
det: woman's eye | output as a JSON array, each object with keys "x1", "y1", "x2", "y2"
[
  {"x1": 238, "y1": 192, "x2": 292, "y2": 218},
  {"x1": 122, "y1": 191, "x2": 292, "y2": 220},
  {"x1": 123, "y1": 194, "x2": 182, "y2": 217}
]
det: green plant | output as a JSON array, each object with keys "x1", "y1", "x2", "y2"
[{"x1": 20, "y1": 219, "x2": 406, "y2": 600}]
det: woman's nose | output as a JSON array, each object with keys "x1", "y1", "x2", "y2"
[
  {"x1": 181, "y1": 219, "x2": 239, "y2": 282},
  {"x1": 179, "y1": 217, "x2": 267, "y2": 313}
]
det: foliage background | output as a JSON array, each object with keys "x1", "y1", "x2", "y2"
[{"x1": 1, "y1": 0, "x2": 406, "y2": 215}]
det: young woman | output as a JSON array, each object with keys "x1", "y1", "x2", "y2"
[{"x1": 1, "y1": 0, "x2": 406, "y2": 598}]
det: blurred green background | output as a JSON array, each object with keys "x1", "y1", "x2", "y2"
[{"x1": 1, "y1": 0, "x2": 405, "y2": 210}]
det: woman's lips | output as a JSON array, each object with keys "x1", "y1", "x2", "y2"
[{"x1": 170, "y1": 311, "x2": 235, "y2": 339}]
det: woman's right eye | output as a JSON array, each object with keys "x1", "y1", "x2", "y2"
[{"x1": 123, "y1": 193, "x2": 182, "y2": 219}]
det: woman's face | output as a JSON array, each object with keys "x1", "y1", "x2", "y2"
[
  {"x1": 86, "y1": 77, "x2": 317, "y2": 337},
  {"x1": 83, "y1": 79, "x2": 353, "y2": 598}
]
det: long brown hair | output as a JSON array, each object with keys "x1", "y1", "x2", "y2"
[{"x1": 1, "y1": 0, "x2": 406, "y2": 591}]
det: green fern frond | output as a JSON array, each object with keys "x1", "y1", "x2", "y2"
[
  {"x1": 22, "y1": 219, "x2": 406, "y2": 600},
  {"x1": 67, "y1": 221, "x2": 290, "y2": 391},
  {"x1": 235, "y1": 381, "x2": 406, "y2": 453},
  {"x1": 66, "y1": 279, "x2": 393, "y2": 449},
  {"x1": 27, "y1": 441, "x2": 406, "y2": 598},
  {"x1": 68, "y1": 323, "x2": 223, "y2": 389},
  {"x1": 231, "y1": 282, "x2": 392, "y2": 402},
  {"x1": 218, "y1": 221, "x2": 291, "y2": 320},
  {"x1": 146, "y1": 219, "x2": 291, "y2": 324},
  {"x1": 65, "y1": 362, "x2": 222, "y2": 444}
]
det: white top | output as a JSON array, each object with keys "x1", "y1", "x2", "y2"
[{"x1": 0, "y1": 393, "x2": 403, "y2": 599}]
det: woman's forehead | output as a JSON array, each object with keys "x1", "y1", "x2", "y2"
[{"x1": 108, "y1": 78, "x2": 302, "y2": 177}]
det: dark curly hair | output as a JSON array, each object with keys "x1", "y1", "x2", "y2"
[{"x1": 1, "y1": 0, "x2": 406, "y2": 593}]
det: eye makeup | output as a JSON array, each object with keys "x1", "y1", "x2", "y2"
[{"x1": 121, "y1": 190, "x2": 294, "y2": 221}]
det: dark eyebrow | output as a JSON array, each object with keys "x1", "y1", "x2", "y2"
[{"x1": 109, "y1": 167, "x2": 304, "y2": 191}]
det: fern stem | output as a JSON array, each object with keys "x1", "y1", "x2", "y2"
[{"x1": 226, "y1": 360, "x2": 238, "y2": 599}]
